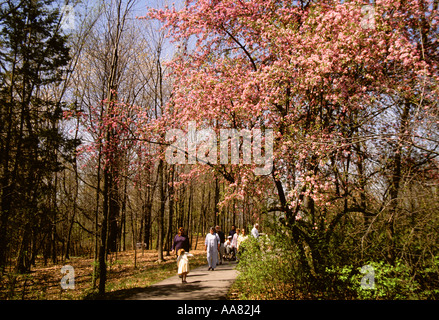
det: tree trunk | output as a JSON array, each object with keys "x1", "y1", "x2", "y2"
[
  {"x1": 157, "y1": 159, "x2": 165, "y2": 262},
  {"x1": 386, "y1": 101, "x2": 411, "y2": 265},
  {"x1": 187, "y1": 182, "x2": 192, "y2": 237},
  {"x1": 98, "y1": 166, "x2": 110, "y2": 294},
  {"x1": 213, "y1": 177, "x2": 219, "y2": 227},
  {"x1": 15, "y1": 223, "x2": 32, "y2": 274},
  {"x1": 166, "y1": 165, "x2": 175, "y2": 255}
]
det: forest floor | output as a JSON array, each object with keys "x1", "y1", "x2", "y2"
[{"x1": 0, "y1": 240, "x2": 212, "y2": 300}]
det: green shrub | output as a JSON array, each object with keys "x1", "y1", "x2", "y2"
[
  {"x1": 231, "y1": 232, "x2": 305, "y2": 299},
  {"x1": 326, "y1": 259, "x2": 439, "y2": 300},
  {"x1": 233, "y1": 236, "x2": 439, "y2": 300}
]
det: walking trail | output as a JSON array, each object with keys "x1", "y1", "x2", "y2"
[{"x1": 128, "y1": 260, "x2": 239, "y2": 300}]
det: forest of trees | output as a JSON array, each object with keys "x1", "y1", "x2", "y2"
[
  {"x1": 1, "y1": 0, "x2": 439, "y2": 299},
  {"x1": 0, "y1": 0, "x2": 254, "y2": 295}
]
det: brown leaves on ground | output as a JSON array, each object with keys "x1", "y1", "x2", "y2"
[{"x1": 0, "y1": 245, "x2": 207, "y2": 300}]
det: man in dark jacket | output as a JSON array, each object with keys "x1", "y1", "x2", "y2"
[{"x1": 215, "y1": 225, "x2": 225, "y2": 264}]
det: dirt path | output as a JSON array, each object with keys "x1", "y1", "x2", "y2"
[{"x1": 127, "y1": 260, "x2": 239, "y2": 300}]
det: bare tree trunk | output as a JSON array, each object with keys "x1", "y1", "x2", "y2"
[
  {"x1": 214, "y1": 177, "x2": 219, "y2": 227},
  {"x1": 131, "y1": 190, "x2": 137, "y2": 269},
  {"x1": 386, "y1": 101, "x2": 411, "y2": 265},
  {"x1": 157, "y1": 159, "x2": 165, "y2": 262},
  {"x1": 166, "y1": 165, "x2": 175, "y2": 255},
  {"x1": 187, "y1": 182, "x2": 192, "y2": 239}
]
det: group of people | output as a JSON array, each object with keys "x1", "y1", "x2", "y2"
[
  {"x1": 171, "y1": 224, "x2": 261, "y2": 283},
  {"x1": 207, "y1": 224, "x2": 260, "y2": 267}
]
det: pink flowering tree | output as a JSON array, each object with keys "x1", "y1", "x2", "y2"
[{"x1": 143, "y1": 0, "x2": 439, "y2": 279}]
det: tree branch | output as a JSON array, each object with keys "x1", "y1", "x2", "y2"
[{"x1": 221, "y1": 25, "x2": 257, "y2": 72}]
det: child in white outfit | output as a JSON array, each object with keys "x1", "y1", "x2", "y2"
[{"x1": 177, "y1": 249, "x2": 193, "y2": 283}]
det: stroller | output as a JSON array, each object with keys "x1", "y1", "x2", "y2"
[{"x1": 223, "y1": 236, "x2": 236, "y2": 261}]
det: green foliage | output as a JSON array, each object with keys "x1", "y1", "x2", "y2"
[
  {"x1": 231, "y1": 230, "x2": 306, "y2": 299},
  {"x1": 0, "y1": 0, "x2": 74, "y2": 273},
  {"x1": 231, "y1": 218, "x2": 439, "y2": 300},
  {"x1": 326, "y1": 259, "x2": 439, "y2": 300}
]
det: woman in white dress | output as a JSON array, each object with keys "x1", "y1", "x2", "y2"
[{"x1": 205, "y1": 227, "x2": 220, "y2": 271}]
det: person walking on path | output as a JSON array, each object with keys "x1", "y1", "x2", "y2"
[
  {"x1": 216, "y1": 225, "x2": 225, "y2": 265},
  {"x1": 176, "y1": 248, "x2": 193, "y2": 283},
  {"x1": 205, "y1": 227, "x2": 220, "y2": 271},
  {"x1": 251, "y1": 223, "x2": 260, "y2": 239},
  {"x1": 171, "y1": 227, "x2": 190, "y2": 256}
]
